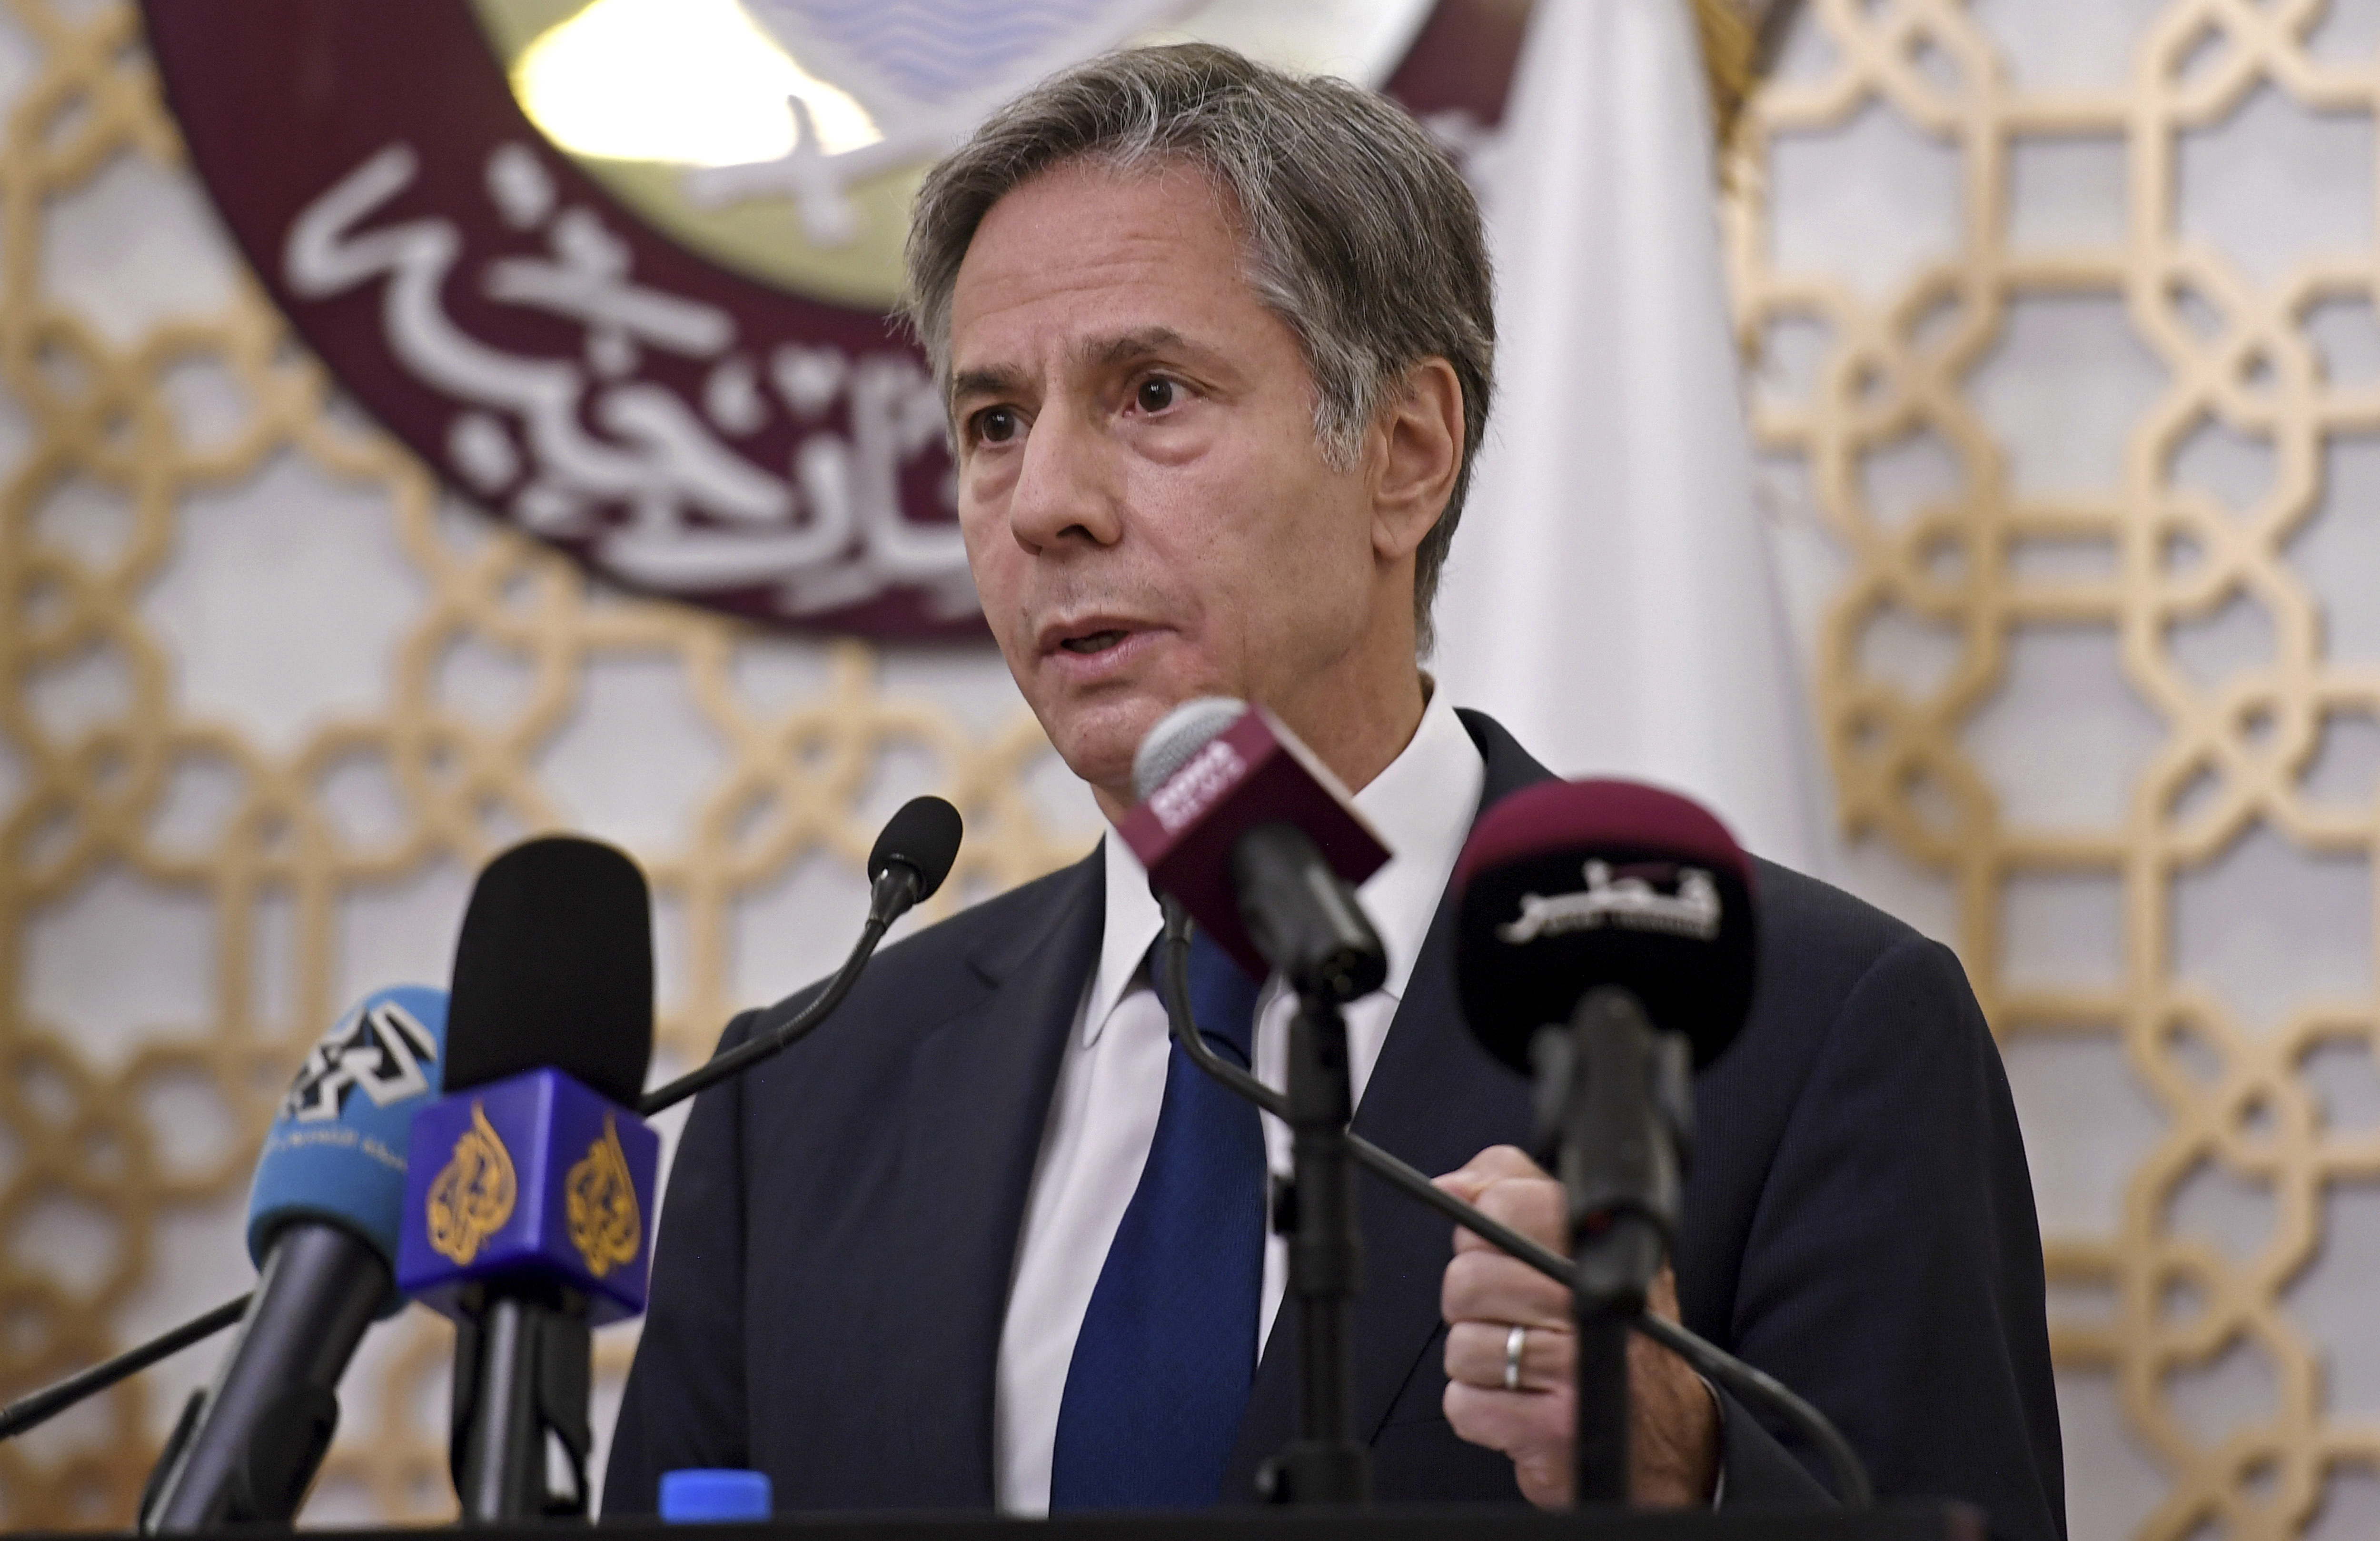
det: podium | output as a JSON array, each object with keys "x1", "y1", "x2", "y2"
[
  {"x1": 24, "y1": 1504, "x2": 1980, "y2": 1541},
  {"x1": 576, "y1": 1508, "x2": 1984, "y2": 1541}
]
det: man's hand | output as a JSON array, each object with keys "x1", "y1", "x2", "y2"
[{"x1": 1437, "y1": 1145, "x2": 1719, "y2": 1508}]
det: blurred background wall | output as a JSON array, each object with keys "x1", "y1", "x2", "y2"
[
  {"x1": 1734, "y1": 5, "x2": 2380, "y2": 1539},
  {"x1": 0, "y1": 1, "x2": 2376, "y2": 1539}
]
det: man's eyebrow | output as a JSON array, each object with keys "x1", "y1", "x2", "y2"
[
  {"x1": 947, "y1": 328, "x2": 1225, "y2": 408},
  {"x1": 949, "y1": 363, "x2": 1029, "y2": 405},
  {"x1": 1083, "y1": 327, "x2": 1209, "y2": 369}
]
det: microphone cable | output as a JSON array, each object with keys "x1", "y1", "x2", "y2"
[
  {"x1": 1153, "y1": 900, "x2": 1873, "y2": 1508},
  {"x1": 0, "y1": 1296, "x2": 249, "y2": 1442}
]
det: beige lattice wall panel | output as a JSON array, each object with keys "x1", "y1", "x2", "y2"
[
  {"x1": 1729, "y1": 1, "x2": 2380, "y2": 1538},
  {"x1": 8, "y1": 0, "x2": 2380, "y2": 1535},
  {"x1": 0, "y1": 0, "x2": 1093, "y2": 1525}
]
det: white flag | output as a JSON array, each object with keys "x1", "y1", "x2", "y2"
[{"x1": 1432, "y1": 0, "x2": 1828, "y2": 871}]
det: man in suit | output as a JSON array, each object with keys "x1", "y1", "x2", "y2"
[{"x1": 605, "y1": 42, "x2": 2063, "y2": 1537}]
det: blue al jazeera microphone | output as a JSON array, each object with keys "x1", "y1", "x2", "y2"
[
  {"x1": 396, "y1": 835, "x2": 658, "y2": 1521},
  {"x1": 142, "y1": 986, "x2": 450, "y2": 1531}
]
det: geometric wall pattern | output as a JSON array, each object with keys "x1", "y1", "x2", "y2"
[
  {"x1": 3, "y1": 2, "x2": 2379, "y2": 1539},
  {"x1": 1728, "y1": 2, "x2": 2380, "y2": 1537},
  {"x1": 0, "y1": 0, "x2": 1090, "y2": 1526}
]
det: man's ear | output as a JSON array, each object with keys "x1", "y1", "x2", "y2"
[{"x1": 1370, "y1": 358, "x2": 1465, "y2": 562}]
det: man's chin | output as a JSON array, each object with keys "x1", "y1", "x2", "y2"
[{"x1": 1043, "y1": 698, "x2": 1182, "y2": 812}]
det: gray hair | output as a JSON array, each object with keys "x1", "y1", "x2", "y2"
[{"x1": 900, "y1": 43, "x2": 1495, "y2": 654}]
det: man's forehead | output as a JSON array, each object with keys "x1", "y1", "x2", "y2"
[
  {"x1": 979, "y1": 152, "x2": 1240, "y2": 245},
  {"x1": 945, "y1": 166, "x2": 1265, "y2": 393}
]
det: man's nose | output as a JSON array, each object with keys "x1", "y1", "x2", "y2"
[{"x1": 1007, "y1": 409, "x2": 1122, "y2": 554}]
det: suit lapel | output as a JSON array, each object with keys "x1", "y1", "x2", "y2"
[
  {"x1": 879, "y1": 848, "x2": 1105, "y2": 1506},
  {"x1": 1225, "y1": 711, "x2": 1554, "y2": 1494}
]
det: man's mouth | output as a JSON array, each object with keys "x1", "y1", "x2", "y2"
[{"x1": 1060, "y1": 629, "x2": 1130, "y2": 655}]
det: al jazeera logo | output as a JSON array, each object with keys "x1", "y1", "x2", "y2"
[
  {"x1": 565, "y1": 1112, "x2": 643, "y2": 1279},
  {"x1": 427, "y1": 1102, "x2": 518, "y2": 1265}
]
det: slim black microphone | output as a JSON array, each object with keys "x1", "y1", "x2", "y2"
[
  {"x1": 140, "y1": 986, "x2": 453, "y2": 1531},
  {"x1": 865, "y1": 792, "x2": 964, "y2": 921},
  {"x1": 636, "y1": 795, "x2": 962, "y2": 1116}
]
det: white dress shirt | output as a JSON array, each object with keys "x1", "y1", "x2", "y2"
[{"x1": 992, "y1": 689, "x2": 1487, "y2": 1514}]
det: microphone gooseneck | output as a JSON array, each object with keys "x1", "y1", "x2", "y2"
[
  {"x1": 640, "y1": 796, "x2": 964, "y2": 1116},
  {"x1": 1149, "y1": 905, "x2": 1871, "y2": 1507},
  {"x1": 639, "y1": 913, "x2": 881, "y2": 1117}
]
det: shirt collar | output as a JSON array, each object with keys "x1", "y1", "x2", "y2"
[{"x1": 1083, "y1": 686, "x2": 1487, "y2": 1045}]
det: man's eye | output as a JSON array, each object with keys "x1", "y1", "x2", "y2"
[
  {"x1": 1135, "y1": 378, "x2": 1177, "y2": 414},
  {"x1": 975, "y1": 407, "x2": 1020, "y2": 444}
]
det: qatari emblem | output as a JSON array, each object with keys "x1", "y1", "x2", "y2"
[{"x1": 141, "y1": 0, "x2": 1515, "y2": 637}]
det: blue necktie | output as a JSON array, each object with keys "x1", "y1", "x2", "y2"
[{"x1": 1048, "y1": 928, "x2": 1267, "y2": 1510}]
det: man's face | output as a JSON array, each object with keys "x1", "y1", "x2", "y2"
[{"x1": 946, "y1": 160, "x2": 1392, "y2": 812}]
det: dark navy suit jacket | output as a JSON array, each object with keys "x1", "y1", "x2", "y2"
[{"x1": 606, "y1": 712, "x2": 2064, "y2": 1540}]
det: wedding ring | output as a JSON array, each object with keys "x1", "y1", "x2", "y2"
[{"x1": 1503, "y1": 1322, "x2": 1527, "y2": 1392}]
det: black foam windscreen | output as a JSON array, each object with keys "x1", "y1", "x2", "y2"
[
  {"x1": 868, "y1": 796, "x2": 963, "y2": 902},
  {"x1": 1455, "y1": 779, "x2": 1757, "y2": 1074},
  {"x1": 443, "y1": 835, "x2": 654, "y2": 1105}
]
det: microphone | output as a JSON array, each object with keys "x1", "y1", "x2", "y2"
[
  {"x1": 1453, "y1": 777, "x2": 1757, "y2": 1075},
  {"x1": 84, "y1": 800, "x2": 952, "y2": 1514},
  {"x1": 439, "y1": 835, "x2": 654, "y2": 1105},
  {"x1": 395, "y1": 835, "x2": 656, "y2": 1521},
  {"x1": 140, "y1": 986, "x2": 452, "y2": 1531},
  {"x1": 1119, "y1": 698, "x2": 1388, "y2": 1003},
  {"x1": 1120, "y1": 703, "x2": 1389, "y2": 1504},
  {"x1": 1452, "y1": 778, "x2": 1760, "y2": 1505},
  {"x1": 397, "y1": 802, "x2": 959, "y2": 1515},
  {"x1": 864, "y1": 792, "x2": 964, "y2": 922},
  {"x1": 1147, "y1": 907, "x2": 1874, "y2": 1506},
  {"x1": 636, "y1": 795, "x2": 962, "y2": 1115}
]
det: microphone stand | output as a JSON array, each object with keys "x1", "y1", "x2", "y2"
[
  {"x1": 1156, "y1": 890, "x2": 1368, "y2": 1505},
  {"x1": 451, "y1": 1282, "x2": 592, "y2": 1521},
  {"x1": 1538, "y1": 986, "x2": 1690, "y2": 1506},
  {"x1": 1161, "y1": 870, "x2": 1373, "y2": 1507},
  {"x1": 1154, "y1": 912, "x2": 1874, "y2": 1510},
  {"x1": 1270, "y1": 985, "x2": 1367, "y2": 1505}
]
